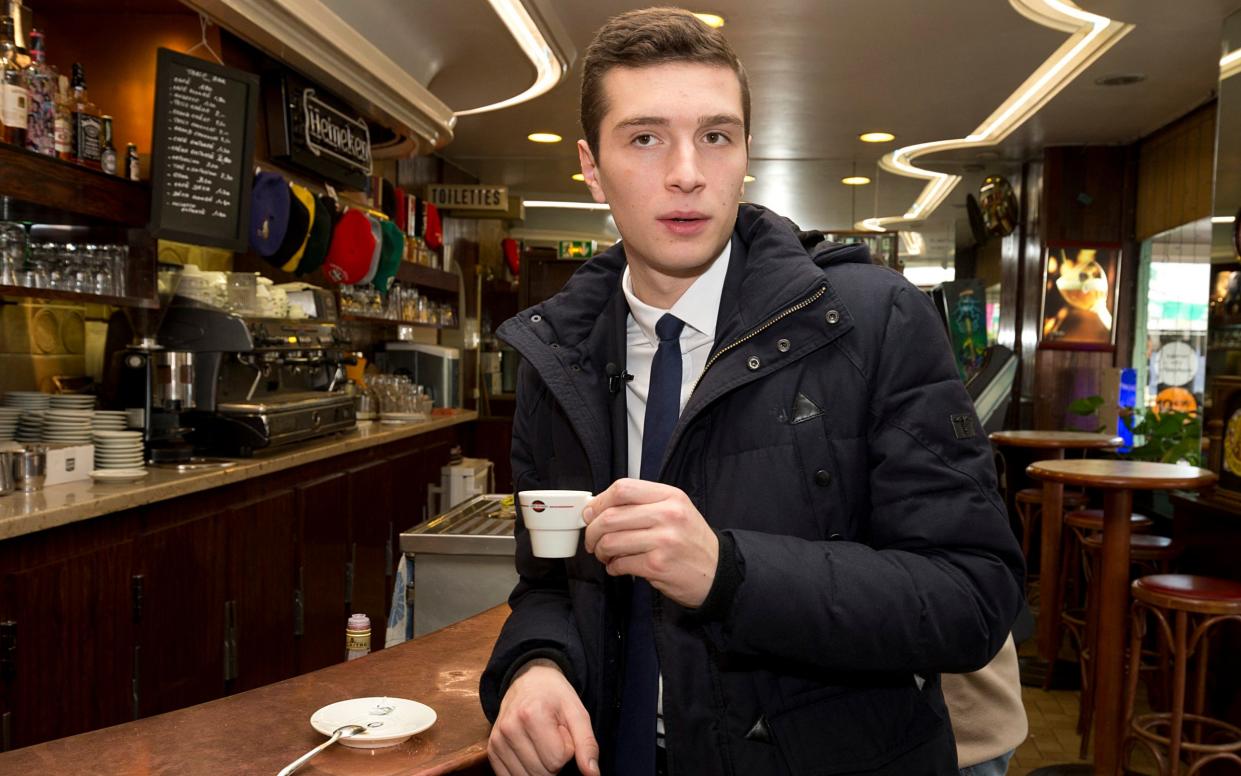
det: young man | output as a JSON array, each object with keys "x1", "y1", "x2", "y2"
[{"x1": 481, "y1": 8, "x2": 1024, "y2": 775}]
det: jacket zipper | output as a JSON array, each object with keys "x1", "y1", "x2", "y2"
[{"x1": 690, "y1": 284, "x2": 828, "y2": 397}]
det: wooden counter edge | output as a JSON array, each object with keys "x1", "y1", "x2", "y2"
[
  {"x1": 0, "y1": 410, "x2": 478, "y2": 542},
  {"x1": 0, "y1": 604, "x2": 510, "y2": 775}
]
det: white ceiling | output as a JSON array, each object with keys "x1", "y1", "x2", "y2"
[{"x1": 361, "y1": 0, "x2": 1241, "y2": 266}]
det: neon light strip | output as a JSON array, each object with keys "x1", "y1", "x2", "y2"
[
  {"x1": 857, "y1": 0, "x2": 1132, "y2": 231},
  {"x1": 454, "y1": 0, "x2": 567, "y2": 116},
  {"x1": 524, "y1": 200, "x2": 612, "y2": 211}
]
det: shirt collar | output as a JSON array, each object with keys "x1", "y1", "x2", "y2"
[{"x1": 622, "y1": 239, "x2": 731, "y2": 348}]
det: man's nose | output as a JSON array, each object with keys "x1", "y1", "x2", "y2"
[{"x1": 665, "y1": 140, "x2": 706, "y2": 193}]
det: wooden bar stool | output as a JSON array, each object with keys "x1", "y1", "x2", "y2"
[
  {"x1": 1016, "y1": 486, "x2": 1089, "y2": 559},
  {"x1": 1068, "y1": 532, "x2": 1178, "y2": 758},
  {"x1": 1123, "y1": 574, "x2": 1241, "y2": 775},
  {"x1": 1059, "y1": 509, "x2": 1153, "y2": 620}
]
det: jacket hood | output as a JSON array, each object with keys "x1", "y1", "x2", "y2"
[{"x1": 501, "y1": 203, "x2": 869, "y2": 352}]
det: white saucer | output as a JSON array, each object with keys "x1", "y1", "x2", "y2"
[
  {"x1": 90, "y1": 468, "x2": 148, "y2": 482},
  {"x1": 309, "y1": 697, "x2": 436, "y2": 749}
]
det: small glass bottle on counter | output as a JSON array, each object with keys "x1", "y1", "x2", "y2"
[
  {"x1": 125, "y1": 142, "x2": 139, "y2": 181},
  {"x1": 345, "y1": 613, "x2": 370, "y2": 660}
]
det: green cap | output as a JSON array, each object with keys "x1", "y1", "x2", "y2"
[
  {"x1": 296, "y1": 194, "x2": 334, "y2": 276},
  {"x1": 373, "y1": 218, "x2": 405, "y2": 292}
]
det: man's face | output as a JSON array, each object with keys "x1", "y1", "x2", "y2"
[{"x1": 579, "y1": 62, "x2": 749, "y2": 284}]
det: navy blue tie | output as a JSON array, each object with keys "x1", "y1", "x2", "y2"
[{"x1": 616, "y1": 313, "x2": 684, "y2": 775}]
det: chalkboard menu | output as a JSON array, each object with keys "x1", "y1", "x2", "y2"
[{"x1": 150, "y1": 48, "x2": 259, "y2": 251}]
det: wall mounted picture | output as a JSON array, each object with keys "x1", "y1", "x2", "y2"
[{"x1": 1040, "y1": 243, "x2": 1121, "y2": 349}]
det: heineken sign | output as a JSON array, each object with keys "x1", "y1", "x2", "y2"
[
  {"x1": 426, "y1": 184, "x2": 509, "y2": 212},
  {"x1": 265, "y1": 69, "x2": 371, "y2": 189},
  {"x1": 303, "y1": 89, "x2": 371, "y2": 176}
]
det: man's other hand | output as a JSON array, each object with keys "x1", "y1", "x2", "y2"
[
  {"x1": 583, "y1": 478, "x2": 719, "y2": 607},
  {"x1": 488, "y1": 659, "x2": 600, "y2": 776}
]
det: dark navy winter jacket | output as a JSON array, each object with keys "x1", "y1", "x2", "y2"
[{"x1": 481, "y1": 203, "x2": 1025, "y2": 775}]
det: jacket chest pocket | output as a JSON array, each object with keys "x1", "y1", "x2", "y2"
[{"x1": 789, "y1": 409, "x2": 853, "y2": 541}]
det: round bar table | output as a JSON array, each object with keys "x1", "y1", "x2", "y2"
[
  {"x1": 1027, "y1": 459, "x2": 1216, "y2": 776},
  {"x1": 990, "y1": 431, "x2": 1123, "y2": 663}
]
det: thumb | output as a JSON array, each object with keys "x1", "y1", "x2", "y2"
[{"x1": 561, "y1": 697, "x2": 600, "y2": 776}]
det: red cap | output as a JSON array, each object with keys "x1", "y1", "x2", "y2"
[
  {"x1": 323, "y1": 209, "x2": 376, "y2": 285},
  {"x1": 425, "y1": 203, "x2": 443, "y2": 249}
]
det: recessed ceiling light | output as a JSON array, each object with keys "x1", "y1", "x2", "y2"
[
  {"x1": 571, "y1": 173, "x2": 585, "y2": 182},
  {"x1": 527, "y1": 132, "x2": 562, "y2": 143},
  {"x1": 743, "y1": 175, "x2": 755, "y2": 183},
  {"x1": 693, "y1": 12, "x2": 725, "y2": 28},
  {"x1": 859, "y1": 132, "x2": 895, "y2": 143},
  {"x1": 841, "y1": 176, "x2": 871, "y2": 186}
]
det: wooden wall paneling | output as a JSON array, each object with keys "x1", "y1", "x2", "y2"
[
  {"x1": 1115, "y1": 146, "x2": 1142, "y2": 370},
  {"x1": 1033, "y1": 348, "x2": 1115, "y2": 430},
  {"x1": 1042, "y1": 146, "x2": 1127, "y2": 245},
  {"x1": 227, "y1": 489, "x2": 298, "y2": 693},
  {"x1": 347, "y1": 460, "x2": 394, "y2": 645},
  {"x1": 296, "y1": 472, "x2": 350, "y2": 673},
  {"x1": 2, "y1": 538, "x2": 134, "y2": 748},
  {"x1": 1018, "y1": 160, "x2": 1046, "y2": 426},
  {"x1": 1136, "y1": 102, "x2": 1217, "y2": 240}
]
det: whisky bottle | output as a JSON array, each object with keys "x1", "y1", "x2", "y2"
[
  {"x1": 69, "y1": 62, "x2": 101, "y2": 168},
  {"x1": 0, "y1": 16, "x2": 27, "y2": 147},
  {"x1": 23, "y1": 29, "x2": 54, "y2": 156},
  {"x1": 53, "y1": 73, "x2": 69, "y2": 160},
  {"x1": 100, "y1": 115, "x2": 116, "y2": 174}
]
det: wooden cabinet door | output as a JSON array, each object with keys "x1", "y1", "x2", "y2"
[
  {"x1": 1, "y1": 539, "x2": 135, "y2": 748},
  {"x1": 297, "y1": 472, "x2": 349, "y2": 673},
  {"x1": 226, "y1": 489, "x2": 297, "y2": 692},
  {"x1": 133, "y1": 507, "x2": 227, "y2": 717},
  {"x1": 347, "y1": 460, "x2": 392, "y2": 649}
]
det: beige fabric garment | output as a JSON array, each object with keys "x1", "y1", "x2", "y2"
[{"x1": 941, "y1": 633, "x2": 1028, "y2": 768}]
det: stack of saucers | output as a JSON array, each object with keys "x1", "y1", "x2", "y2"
[
  {"x1": 15, "y1": 411, "x2": 44, "y2": 443},
  {"x1": 92, "y1": 430, "x2": 145, "y2": 471},
  {"x1": 42, "y1": 409, "x2": 94, "y2": 445},
  {"x1": 4, "y1": 391, "x2": 51, "y2": 412},
  {"x1": 91, "y1": 411, "x2": 129, "y2": 433},
  {"x1": 49, "y1": 394, "x2": 97, "y2": 412},
  {"x1": 0, "y1": 407, "x2": 19, "y2": 441}
]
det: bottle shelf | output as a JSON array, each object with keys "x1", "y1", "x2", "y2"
[{"x1": 0, "y1": 143, "x2": 150, "y2": 227}]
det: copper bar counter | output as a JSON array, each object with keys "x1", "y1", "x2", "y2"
[{"x1": 0, "y1": 605, "x2": 508, "y2": 775}]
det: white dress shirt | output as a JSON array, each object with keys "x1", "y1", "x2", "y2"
[{"x1": 620, "y1": 238, "x2": 730, "y2": 740}]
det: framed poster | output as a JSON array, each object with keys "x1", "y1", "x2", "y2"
[
  {"x1": 1208, "y1": 376, "x2": 1241, "y2": 503},
  {"x1": 1039, "y1": 243, "x2": 1121, "y2": 350}
]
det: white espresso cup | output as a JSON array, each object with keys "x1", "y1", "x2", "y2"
[{"x1": 518, "y1": 490, "x2": 593, "y2": 558}]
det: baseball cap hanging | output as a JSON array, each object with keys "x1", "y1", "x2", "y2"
[
  {"x1": 359, "y1": 214, "x2": 384, "y2": 285},
  {"x1": 263, "y1": 180, "x2": 311, "y2": 270},
  {"x1": 323, "y1": 208, "x2": 375, "y2": 285},
  {"x1": 279, "y1": 183, "x2": 318, "y2": 273},
  {"x1": 295, "y1": 194, "x2": 335, "y2": 276},
  {"x1": 373, "y1": 218, "x2": 405, "y2": 292},
  {"x1": 249, "y1": 171, "x2": 290, "y2": 257}
]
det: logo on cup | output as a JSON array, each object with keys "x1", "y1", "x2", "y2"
[{"x1": 531, "y1": 500, "x2": 547, "y2": 513}]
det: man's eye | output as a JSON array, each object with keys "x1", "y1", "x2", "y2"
[
  {"x1": 704, "y1": 131, "x2": 730, "y2": 144},
  {"x1": 633, "y1": 134, "x2": 656, "y2": 146}
]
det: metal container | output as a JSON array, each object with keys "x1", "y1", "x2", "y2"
[
  {"x1": 0, "y1": 450, "x2": 14, "y2": 496},
  {"x1": 399, "y1": 493, "x2": 516, "y2": 637},
  {"x1": 153, "y1": 350, "x2": 196, "y2": 410},
  {"x1": 13, "y1": 446, "x2": 46, "y2": 492}
]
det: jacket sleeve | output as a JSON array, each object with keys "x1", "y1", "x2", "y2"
[
  {"x1": 479, "y1": 359, "x2": 589, "y2": 721},
  {"x1": 710, "y1": 283, "x2": 1025, "y2": 675}
]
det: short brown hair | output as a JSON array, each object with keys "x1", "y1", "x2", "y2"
[{"x1": 580, "y1": 7, "x2": 751, "y2": 158}]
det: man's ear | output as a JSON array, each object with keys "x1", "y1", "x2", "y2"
[{"x1": 578, "y1": 139, "x2": 608, "y2": 205}]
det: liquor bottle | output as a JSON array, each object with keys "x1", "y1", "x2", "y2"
[
  {"x1": 23, "y1": 29, "x2": 55, "y2": 156},
  {"x1": 125, "y1": 143, "x2": 139, "y2": 181},
  {"x1": 69, "y1": 62, "x2": 101, "y2": 168},
  {"x1": 0, "y1": 16, "x2": 28, "y2": 147},
  {"x1": 99, "y1": 115, "x2": 116, "y2": 174},
  {"x1": 53, "y1": 74, "x2": 69, "y2": 160}
]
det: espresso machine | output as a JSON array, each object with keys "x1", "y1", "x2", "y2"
[{"x1": 120, "y1": 296, "x2": 356, "y2": 459}]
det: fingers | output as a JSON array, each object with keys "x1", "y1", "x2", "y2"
[
  {"x1": 562, "y1": 697, "x2": 601, "y2": 776},
  {"x1": 584, "y1": 478, "x2": 679, "y2": 522},
  {"x1": 583, "y1": 502, "x2": 662, "y2": 553},
  {"x1": 490, "y1": 717, "x2": 562, "y2": 776}
]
